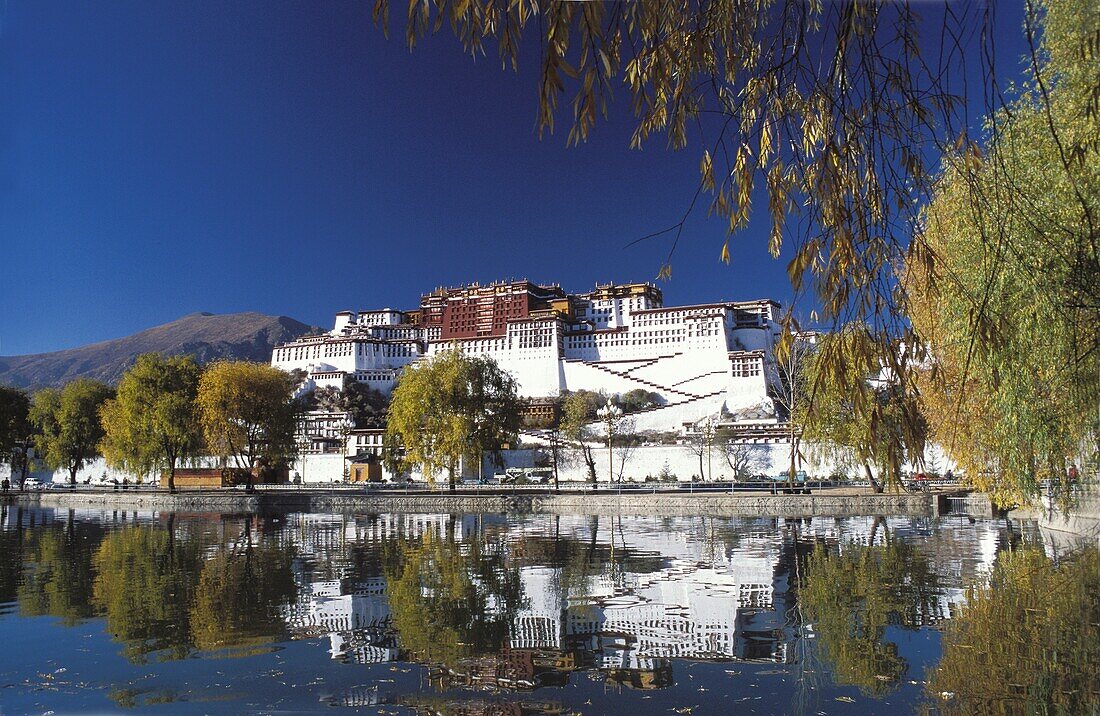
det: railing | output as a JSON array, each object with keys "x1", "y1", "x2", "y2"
[{"x1": 247, "y1": 480, "x2": 839, "y2": 496}]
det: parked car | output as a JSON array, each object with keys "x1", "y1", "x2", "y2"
[{"x1": 21, "y1": 478, "x2": 42, "y2": 490}]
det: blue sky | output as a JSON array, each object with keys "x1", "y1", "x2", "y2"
[{"x1": 0, "y1": 1, "x2": 1028, "y2": 355}]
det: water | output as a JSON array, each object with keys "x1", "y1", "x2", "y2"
[{"x1": 0, "y1": 506, "x2": 1088, "y2": 714}]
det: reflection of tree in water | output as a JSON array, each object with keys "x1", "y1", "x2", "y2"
[
  {"x1": 14, "y1": 514, "x2": 298, "y2": 661},
  {"x1": 17, "y1": 513, "x2": 105, "y2": 625},
  {"x1": 928, "y1": 546, "x2": 1099, "y2": 715},
  {"x1": 0, "y1": 506, "x2": 29, "y2": 607},
  {"x1": 92, "y1": 520, "x2": 203, "y2": 663},
  {"x1": 189, "y1": 519, "x2": 298, "y2": 655},
  {"x1": 799, "y1": 520, "x2": 940, "y2": 695},
  {"x1": 383, "y1": 524, "x2": 524, "y2": 670}
]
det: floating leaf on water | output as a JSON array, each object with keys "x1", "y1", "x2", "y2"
[{"x1": 835, "y1": 696, "x2": 856, "y2": 703}]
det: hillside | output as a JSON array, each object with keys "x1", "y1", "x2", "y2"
[{"x1": 0, "y1": 312, "x2": 320, "y2": 389}]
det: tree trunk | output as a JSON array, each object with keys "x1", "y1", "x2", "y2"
[
  {"x1": 167, "y1": 462, "x2": 176, "y2": 494},
  {"x1": 863, "y1": 462, "x2": 882, "y2": 493},
  {"x1": 550, "y1": 437, "x2": 558, "y2": 492},
  {"x1": 582, "y1": 446, "x2": 597, "y2": 489},
  {"x1": 448, "y1": 465, "x2": 456, "y2": 492},
  {"x1": 698, "y1": 453, "x2": 704, "y2": 482},
  {"x1": 788, "y1": 434, "x2": 798, "y2": 489},
  {"x1": 17, "y1": 450, "x2": 29, "y2": 489},
  {"x1": 69, "y1": 464, "x2": 78, "y2": 486},
  {"x1": 551, "y1": 435, "x2": 560, "y2": 492}
]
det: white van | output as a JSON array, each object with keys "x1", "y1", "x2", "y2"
[{"x1": 21, "y1": 478, "x2": 42, "y2": 490}]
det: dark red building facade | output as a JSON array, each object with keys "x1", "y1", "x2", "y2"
[{"x1": 417, "y1": 281, "x2": 567, "y2": 340}]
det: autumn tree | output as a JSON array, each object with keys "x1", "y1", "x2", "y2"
[
  {"x1": 798, "y1": 330, "x2": 926, "y2": 493},
  {"x1": 30, "y1": 379, "x2": 114, "y2": 485},
  {"x1": 0, "y1": 386, "x2": 32, "y2": 487},
  {"x1": 100, "y1": 354, "x2": 204, "y2": 492},
  {"x1": 905, "y1": 0, "x2": 1099, "y2": 505},
  {"x1": 773, "y1": 332, "x2": 815, "y2": 488},
  {"x1": 385, "y1": 350, "x2": 521, "y2": 490},
  {"x1": 370, "y1": 0, "x2": 1022, "y2": 471},
  {"x1": 196, "y1": 362, "x2": 298, "y2": 490},
  {"x1": 560, "y1": 391, "x2": 598, "y2": 485}
]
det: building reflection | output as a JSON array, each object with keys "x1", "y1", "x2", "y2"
[
  {"x1": 273, "y1": 512, "x2": 1020, "y2": 693},
  {"x1": 0, "y1": 504, "x2": 1032, "y2": 699}
]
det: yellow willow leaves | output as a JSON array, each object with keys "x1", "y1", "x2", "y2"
[
  {"x1": 758, "y1": 117, "x2": 774, "y2": 166},
  {"x1": 699, "y1": 149, "x2": 715, "y2": 192},
  {"x1": 372, "y1": 0, "x2": 1008, "y2": 471}
]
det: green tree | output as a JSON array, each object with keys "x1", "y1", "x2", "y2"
[
  {"x1": 928, "y1": 546, "x2": 1099, "y2": 714},
  {"x1": 800, "y1": 533, "x2": 940, "y2": 696},
  {"x1": 617, "y1": 389, "x2": 661, "y2": 414},
  {"x1": 385, "y1": 350, "x2": 521, "y2": 490},
  {"x1": 100, "y1": 354, "x2": 204, "y2": 492},
  {"x1": 905, "y1": 0, "x2": 1099, "y2": 505},
  {"x1": 560, "y1": 392, "x2": 598, "y2": 484},
  {"x1": 341, "y1": 376, "x2": 389, "y2": 424},
  {"x1": 92, "y1": 524, "x2": 203, "y2": 662},
  {"x1": 30, "y1": 379, "x2": 114, "y2": 485},
  {"x1": 0, "y1": 387, "x2": 32, "y2": 488},
  {"x1": 196, "y1": 361, "x2": 298, "y2": 490}
]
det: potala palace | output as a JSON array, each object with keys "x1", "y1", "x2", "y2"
[{"x1": 272, "y1": 279, "x2": 785, "y2": 434}]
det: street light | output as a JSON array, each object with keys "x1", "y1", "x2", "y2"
[
  {"x1": 296, "y1": 435, "x2": 311, "y2": 485},
  {"x1": 339, "y1": 417, "x2": 355, "y2": 481},
  {"x1": 596, "y1": 399, "x2": 622, "y2": 487}
]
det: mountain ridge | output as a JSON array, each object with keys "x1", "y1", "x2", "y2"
[{"x1": 0, "y1": 312, "x2": 321, "y2": 390}]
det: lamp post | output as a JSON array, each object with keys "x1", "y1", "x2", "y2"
[
  {"x1": 339, "y1": 417, "x2": 355, "y2": 481},
  {"x1": 296, "y1": 436, "x2": 311, "y2": 485},
  {"x1": 596, "y1": 399, "x2": 623, "y2": 486}
]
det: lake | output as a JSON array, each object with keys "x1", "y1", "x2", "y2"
[{"x1": 0, "y1": 505, "x2": 1095, "y2": 714}]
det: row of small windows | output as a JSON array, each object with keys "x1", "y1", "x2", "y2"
[
  {"x1": 353, "y1": 372, "x2": 395, "y2": 382},
  {"x1": 731, "y1": 357, "x2": 763, "y2": 377}
]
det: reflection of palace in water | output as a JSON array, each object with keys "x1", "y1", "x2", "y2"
[
  {"x1": 271, "y1": 512, "x2": 1018, "y2": 691},
  {"x1": 0, "y1": 504, "x2": 1024, "y2": 695}
]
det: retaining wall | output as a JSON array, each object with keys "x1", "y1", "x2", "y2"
[{"x1": 12, "y1": 489, "x2": 940, "y2": 518}]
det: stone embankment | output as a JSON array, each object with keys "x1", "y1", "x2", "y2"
[
  {"x1": 6, "y1": 487, "x2": 967, "y2": 518},
  {"x1": 1009, "y1": 482, "x2": 1100, "y2": 550}
]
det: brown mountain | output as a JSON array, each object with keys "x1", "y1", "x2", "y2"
[{"x1": 0, "y1": 312, "x2": 320, "y2": 389}]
